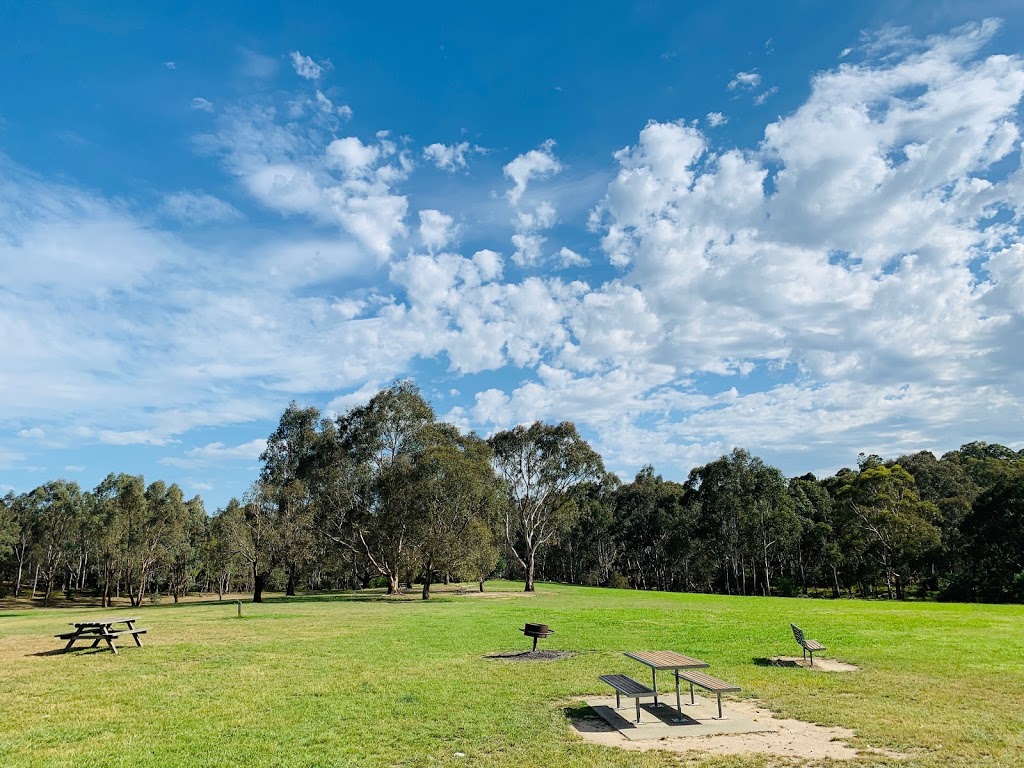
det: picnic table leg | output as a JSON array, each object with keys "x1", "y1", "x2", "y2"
[
  {"x1": 614, "y1": 691, "x2": 621, "y2": 709},
  {"x1": 672, "y1": 671, "x2": 684, "y2": 722},
  {"x1": 90, "y1": 636, "x2": 103, "y2": 648},
  {"x1": 650, "y1": 668, "x2": 659, "y2": 706},
  {"x1": 64, "y1": 633, "x2": 80, "y2": 651},
  {"x1": 688, "y1": 680, "x2": 696, "y2": 706},
  {"x1": 126, "y1": 621, "x2": 144, "y2": 647}
]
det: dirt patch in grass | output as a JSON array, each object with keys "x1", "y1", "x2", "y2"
[
  {"x1": 485, "y1": 650, "x2": 575, "y2": 661},
  {"x1": 757, "y1": 656, "x2": 860, "y2": 672},
  {"x1": 569, "y1": 698, "x2": 905, "y2": 761}
]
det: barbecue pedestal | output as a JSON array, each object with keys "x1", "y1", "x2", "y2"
[{"x1": 520, "y1": 622, "x2": 555, "y2": 652}]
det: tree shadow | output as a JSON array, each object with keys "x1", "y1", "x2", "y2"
[{"x1": 753, "y1": 656, "x2": 802, "y2": 668}]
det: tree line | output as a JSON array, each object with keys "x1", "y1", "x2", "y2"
[{"x1": 2, "y1": 382, "x2": 1022, "y2": 604}]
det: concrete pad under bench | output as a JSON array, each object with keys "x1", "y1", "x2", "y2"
[{"x1": 584, "y1": 694, "x2": 777, "y2": 741}]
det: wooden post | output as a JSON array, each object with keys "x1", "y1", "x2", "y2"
[{"x1": 236, "y1": 600, "x2": 242, "y2": 617}]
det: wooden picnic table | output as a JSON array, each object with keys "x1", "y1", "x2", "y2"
[
  {"x1": 624, "y1": 651, "x2": 710, "y2": 721},
  {"x1": 56, "y1": 617, "x2": 148, "y2": 654}
]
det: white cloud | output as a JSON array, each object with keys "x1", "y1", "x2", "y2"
[
  {"x1": 423, "y1": 141, "x2": 472, "y2": 171},
  {"x1": 203, "y1": 109, "x2": 411, "y2": 258},
  {"x1": 161, "y1": 191, "x2": 241, "y2": 225},
  {"x1": 161, "y1": 439, "x2": 267, "y2": 469},
  {"x1": 728, "y1": 71, "x2": 761, "y2": 90},
  {"x1": 191, "y1": 97, "x2": 214, "y2": 112},
  {"x1": 706, "y1": 111, "x2": 728, "y2": 127},
  {"x1": 289, "y1": 51, "x2": 323, "y2": 80},
  {"x1": 325, "y1": 137, "x2": 381, "y2": 176},
  {"x1": 164, "y1": 61, "x2": 176, "y2": 70},
  {"x1": 419, "y1": 209, "x2": 459, "y2": 253},
  {"x1": 504, "y1": 140, "x2": 562, "y2": 205},
  {"x1": 754, "y1": 86, "x2": 779, "y2": 105},
  {"x1": 64, "y1": 465, "x2": 84, "y2": 472},
  {"x1": 17, "y1": 427, "x2": 45, "y2": 439},
  {"x1": 556, "y1": 246, "x2": 588, "y2": 268}
]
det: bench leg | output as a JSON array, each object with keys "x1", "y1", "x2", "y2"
[
  {"x1": 615, "y1": 691, "x2": 621, "y2": 709},
  {"x1": 689, "y1": 681, "x2": 696, "y2": 706},
  {"x1": 715, "y1": 692, "x2": 725, "y2": 720},
  {"x1": 64, "y1": 636, "x2": 79, "y2": 651},
  {"x1": 634, "y1": 697, "x2": 642, "y2": 724},
  {"x1": 132, "y1": 632, "x2": 144, "y2": 648},
  {"x1": 803, "y1": 647, "x2": 807, "y2": 663},
  {"x1": 105, "y1": 637, "x2": 117, "y2": 654},
  {"x1": 651, "y1": 668, "x2": 658, "y2": 706},
  {"x1": 809, "y1": 650, "x2": 814, "y2": 667}
]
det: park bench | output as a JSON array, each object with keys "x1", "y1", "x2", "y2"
[
  {"x1": 599, "y1": 673, "x2": 658, "y2": 723},
  {"x1": 790, "y1": 623, "x2": 826, "y2": 666},
  {"x1": 673, "y1": 669, "x2": 741, "y2": 720}
]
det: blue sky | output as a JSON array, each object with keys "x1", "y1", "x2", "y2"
[{"x1": 3, "y1": 1, "x2": 1024, "y2": 510}]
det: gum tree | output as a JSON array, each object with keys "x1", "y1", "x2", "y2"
[{"x1": 489, "y1": 421, "x2": 604, "y2": 592}]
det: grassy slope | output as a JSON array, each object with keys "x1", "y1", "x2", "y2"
[{"x1": 1, "y1": 582, "x2": 1022, "y2": 768}]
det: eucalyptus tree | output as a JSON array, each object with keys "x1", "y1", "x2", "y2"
[
  {"x1": 410, "y1": 424, "x2": 501, "y2": 599},
  {"x1": 3, "y1": 491, "x2": 35, "y2": 597},
  {"x1": 334, "y1": 381, "x2": 435, "y2": 594},
  {"x1": 166, "y1": 496, "x2": 209, "y2": 602},
  {"x1": 260, "y1": 402, "x2": 329, "y2": 595},
  {"x1": 489, "y1": 421, "x2": 604, "y2": 592},
  {"x1": 960, "y1": 472, "x2": 1024, "y2": 601},
  {"x1": 836, "y1": 461, "x2": 941, "y2": 599},
  {"x1": 30, "y1": 480, "x2": 83, "y2": 604}
]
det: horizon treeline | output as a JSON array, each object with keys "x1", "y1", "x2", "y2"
[{"x1": 2, "y1": 382, "x2": 1023, "y2": 605}]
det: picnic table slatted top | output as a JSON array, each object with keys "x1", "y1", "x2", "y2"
[
  {"x1": 624, "y1": 650, "x2": 709, "y2": 669},
  {"x1": 71, "y1": 617, "x2": 139, "y2": 627}
]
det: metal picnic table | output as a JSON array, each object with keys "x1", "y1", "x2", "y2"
[
  {"x1": 624, "y1": 650, "x2": 710, "y2": 721},
  {"x1": 56, "y1": 617, "x2": 148, "y2": 654}
]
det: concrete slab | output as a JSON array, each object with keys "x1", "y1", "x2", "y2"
[{"x1": 584, "y1": 694, "x2": 778, "y2": 741}]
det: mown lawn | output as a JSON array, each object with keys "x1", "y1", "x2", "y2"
[{"x1": 1, "y1": 582, "x2": 1022, "y2": 768}]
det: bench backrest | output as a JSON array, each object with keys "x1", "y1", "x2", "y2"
[{"x1": 791, "y1": 623, "x2": 807, "y2": 646}]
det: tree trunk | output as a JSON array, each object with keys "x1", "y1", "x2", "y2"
[
  {"x1": 524, "y1": 551, "x2": 536, "y2": 592},
  {"x1": 478, "y1": 579, "x2": 485, "y2": 592},
  {"x1": 386, "y1": 573, "x2": 400, "y2": 595},
  {"x1": 422, "y1": 564, "x2": 433, "y2": 600},
  {"x1": 253, "y1": 571, "x2": 267, "y2": 603},
  {"x1": 31, "y1": 562, "x2": 40, "y2": 599}
]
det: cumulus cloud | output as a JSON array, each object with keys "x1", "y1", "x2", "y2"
[
  {"x1": 17, "y1": 427, "x2": 45, "y2": 439},
  {"x1": 201, "y1": 108, "x2": 411, "y2": 259},
  {"x1": 191, "y1": 97, "x2": 214, "y2": 112},
  {"x1": 504, "y1": 139, "x2": 562, "y2": 205},
  {"x1": 706, "y1": 111, "x2": 728, "y2": 127},
  {"x1": 419, "y1": 209, "x2": 459, "y2": 253},
  {"x1": 728, "y1": 71, "x2": 761, "y2": 90},
  {"x1": 423, "y1": 141, "x2": 472, "y2": 171},
  {"x1": 290, "y1": 51, "x2": 323, "y2": 80}
]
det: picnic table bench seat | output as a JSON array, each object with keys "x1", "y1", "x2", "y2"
[
  {"x1": 599, "y1": 673, "x2": 658, "y2": 723},
  {"x1": 674, "y1": 669, "x2": 741, "y2": 720},
  {"x1": 790, "y1": 624, "x2": 826, "y2": 666}
]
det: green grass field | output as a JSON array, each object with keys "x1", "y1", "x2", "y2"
[{"x1": 1, "y1": 582, "x2": 1022, "y2": 768}]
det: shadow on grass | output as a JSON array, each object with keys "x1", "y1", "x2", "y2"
[
  {"x1": 753, "y1": 656, "x2": 801, "y2": 668},
  {"x1": 30, "y1": 647, "x2": 110, "y2": 657},
  {"x1": 563, "y1": 703, "x2": 600, "y2": 721}
]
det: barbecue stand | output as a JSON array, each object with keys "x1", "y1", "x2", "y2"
[{"x1": 520, "y1": 622, "x2": 555, "y2": 652}]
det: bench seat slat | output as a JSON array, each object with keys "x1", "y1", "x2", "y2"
[
  {"x1": 599, "y1": 674, "x2": 656, "y2": 697},
  {"x1": 802, "y1": 639, "x2": 826, "y2": 651},
  {"x1": 675, "y1": 670, "x2": 741, "y2": 693}
]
